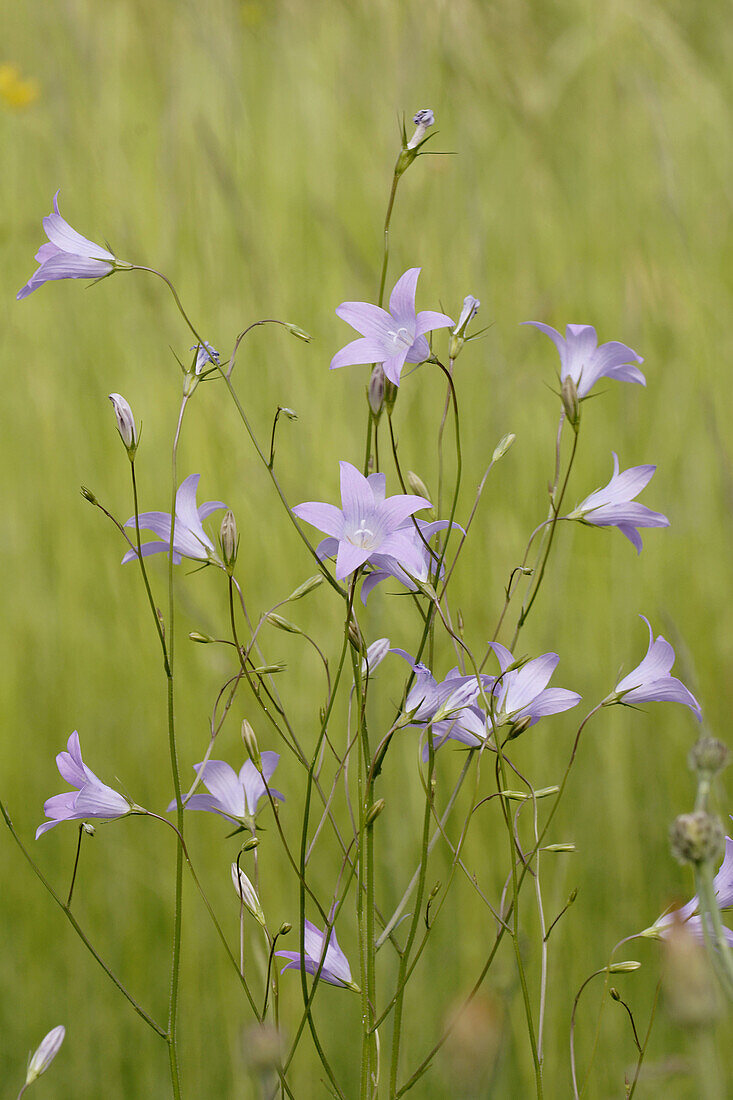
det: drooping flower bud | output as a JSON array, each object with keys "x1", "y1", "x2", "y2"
[
  {"x1": 286, "y1": 574, "x2": 324, "y2": 601},
  {"x1": 108, "y1": 393, "x2": 138, "y2": 457},
  {"x1": 266, "y1": 612, "x2": 303, "y2": 635},
  {"x1": 449, "y1": 295, "x2": 480, "y2": 359},
  {"x1": 220, "y1": 510, "x2": 238, "y2": 574},
  {"x1": 284, "y1": 323, "x2": 311, "y2": 343},
  {"x1": 561, "y1": 375, "x2": 581, "y2": 432},
  {"x1": 670, "y1": 811, "x2": 725, "y2": 865},
  {"x1": 25, "y1": 1025, "x2": 66, "y2": 1085},
  {"x1": 189, "y1": 631, "x2": 215, "y2": 643},
  {"x1": 492, "y1": 433, "x2": 516, "y2": 463},
  {"x1": 231, "y1": 862, "x2": 266, "y2": 925}
]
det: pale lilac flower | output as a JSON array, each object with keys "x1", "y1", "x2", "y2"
[
  {"x1": 231, "y1": 863, "x2": 265, "y2": 925},
  {"x1": 25, "y1": 1024, "x2": 66, "y2": 1084},
  {"x1": 608, "y1": 616, "x2": 702, "y2": 718},
  {"x1": 567, "y1": 453, "x2": 669, "y2": 553},
  {"x1": 36, "y1": 732, "x2": 132, "y2": 838},
  {"x1": 293, "y1": 461, "x2": 431, "y2": 581},
  {"x1": 17, "y1": 192, "x2": 129, "y2": 300},
  {"x1": 276, "y1": 920, "x2": 358, "y2": 990},
  {"x1": 525, "y1": 321, "x2": 645, "y2": 398},
  {"x1": 108, "y1": 393, "x2": 138, "y2": 454},
  {"x1": 486, "y1": 644, "x2": 581, "y2": 732},
  {"x1": 453, "y1": 295, "x2": 480, "y2": 338},
  {"x1": 330, "y1": 268, "x2": 454, "y2": 385},
  {"x1": 171, "y1": 752, "x2": 284, "y2": 825},
  {"x1": 190, "y1": 341, "x2": 220, "y2": 374},
  {"x1": 359, "y1": 518, "x2": 458, "y2": 603},
  {"x1": 122, "y1": 473, "x2": 225, "y2": 565},
  {"x1": 407, "y1": 108, "x2": 434, "y2": 149},
  {"x1": 393, "y1": 650, "x2": 488, "y2": 753},
  {"x1": 361, "y1": 637, "x2": 391, "y2": 677},
  {"x1": 645, "y1": 829, "x2": 733, "y2": 944}
]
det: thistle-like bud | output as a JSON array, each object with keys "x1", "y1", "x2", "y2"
[
  {"x1": 670, "y1": 811, "x2": 725, "y2": 866},
  {"x1": 449, "y1": 295, "x2": 480, "y2": 360},
  {"x1": 689, "y1": 737, "x2": 730, "y2": 781},
  {"x1": 108, "y1": 393, "x2": 138, "y2": 457},
  {"x1": 231, "y1": 863, "x2": 266, "y2": 925},
  {"x1": 241, "y1": 719, "x2": 261, "y2": 771},
  {"x1": 561, "y1": 376, "x2": 580, "y2": 432},
  {"x1": 220, "y1": 510, "x2": 238, "y2": 574},
  {"x1": 25, "y1": 1025, "x2": 66, "y2": 1085},
  {"x1": 368, "y1": 364, "x2": 385, "y2": 418},
  {"x1": 287, "y1": 574, "x2": 324, "y2": 601},
  {"x1": 365, "y1": 799, "x2": 386, "y2": 827},
  {"x1": 266, "y1": 612, "x2": 302, "y2": 635}
]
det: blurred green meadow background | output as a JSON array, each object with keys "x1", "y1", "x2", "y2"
[{"x1": 2, "y1": 0, "x2": 733, "y2": 1095}]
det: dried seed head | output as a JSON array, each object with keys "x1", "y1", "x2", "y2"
[{"x1": 670, "y1": 811, "x2": 725, "y2": 866}]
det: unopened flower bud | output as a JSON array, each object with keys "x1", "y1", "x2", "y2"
[
  {"x1": 287, "y1": 574, "x2": 324, "y2": 601},
  {"x1": 507, "y1": 715, "x2": 533, "y2": 740},
  {"x1": 365, "y1": 798, "x2": 385, "y2": 827},
  {"x1": 241, "y1": 720, "x2": 261, "y2": 770},
  {"x1": 689, "y1": 737, "x2": 730, "y2": 780},
  {"x1": 189, "y1": 631, "x2": 215, "y2": 643},
  {"x1": 253, "y1": 662, "x2": 287, "y2": 675},
  {"x1": 457, "y1": 609, "x2": 465, "y2": 637},
  {"x1": 242, "y1": 835, "x2": 260, "y2": 852},
  {"x1": 25, "y1": 1025, "x2": 65, "y2": 1084},
  {"x1": 449, "y1": 295, "x2": 480, "y2": 359},
  {"x1": 407, "y1": 471, "x2": 432, "y2": 505},
  {"x1": 543, "y1": 843, "x2": 576, "y2": 853},
  {"x1": 561, "y1": 376, "x2": 580, "y2": 431},
  {"x1": 670, "y1": 811, "x2": 725, "y2": 866},
  {"x1": 284, "y1": 323, "x2": 311, "y2": 343},
  {"x1": 492, "y1": 433, "x2": 516, "y2": 463},
  {"x1": 368, "y1": 364, "x2": 385, "y2": 417},
  {"x1": 384, "y1": 378, "x2": 398, "y2": 415},
  {"x1": 266, "y1": 612, "x2": 302, "y2": 635},
  {"x1": 362, "y1": 637, "x2": 390, "y2": 676},
  {"x1": 407, "y1": 107, "x2": 435, "y2": 149},
  {"x1": 220, "y1": 510, "x2": 238, "y2": 574},
  {"x1": 231, "y1": 863, "x2": 266, "y2": 925},
  {"x1": 348, "y1": 617, "x2": 365, "y2": 655},
  {"x1": 278, "y1": 921, "x2": 292, "y2": 936},
  {"x1": 80, "y1": 485, "x2": 98, "y2": 505},
  {"x1": 609, "y1": 987, "x2": 621, "y2": 1001},
  {"x1": 108, "y1": 393, "x2": 138, "y2": 457},
  {"x1": 82, "y1": 823, "x2": 96, "y2": 836},
  {"x1": 279, "y1": 406, "x2": 298, "y2": 420},
  {"x1": 608, "y1": 961, "x2": 641, "y2": 974}
]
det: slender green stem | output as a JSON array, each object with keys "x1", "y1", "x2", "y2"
[
  {"x1": 66, "y1": 822, "x2": 85, "y2": 908},
  {"x1": 626, "y1": 980, "x2": 660, "y2": 1100},
  {"x1": 378, "y1": 172, "x2": 400, "y2": 307}
]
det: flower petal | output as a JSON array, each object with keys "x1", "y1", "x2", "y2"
[
  {"x1": 194, "y1": 760, "x2": 244, "y2": 817},
  {"x1": 414, "y1": 310, "x2": 454, "y2": 337},
  {"x1": 330, "y1": 336, "x2": 391, "y2": 371},
  {"x1": 292, "y1": 501, "x2": 345, "y2": 538},
  {"x1": 388, "y1": 268, "x2": 420, "y2": 327},
  {"x1": 335, "y1": 302, "x2": 394, "y2": 341}
]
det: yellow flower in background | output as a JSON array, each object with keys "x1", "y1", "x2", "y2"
[{"x1": 0, "y1": 63, "x2": 40, "y2": 109}]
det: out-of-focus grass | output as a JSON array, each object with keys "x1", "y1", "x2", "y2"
[{"x1": 2, "y1": 0, "x2": 733, "y2": 1095}]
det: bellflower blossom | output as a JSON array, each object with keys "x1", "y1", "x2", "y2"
[
  {"x1": 191, "y1": 341, "x2": 220, "y2": 374},
  {"x1": 122, "y1": 473, "x2": 225, "y2": 565},
  {"x1": 644, "y1": 829, "x2": 733, "y2": 945},
  {"x1": 567, "y1": 453, "x2": 669, "y2": 553},
  {"x1": 486, "y1": 644, "x2": 581, "y2": 733},
  {"x1": 276, "y1": 920, "x2": 358, "y2": 990},
  {"x1": 171, "y1": 752, "x2": 284, "y2": 825},
  {"x1": 330, "y1": 268, "x2": 454, "y2": 385},
  {"x1": 606, "y1": 616, "x2": 702, "y2": 718},
  {"x1": 25, "y1": 1025, "x2": 66, "y2": 1085},
  {"x1": 293, "y1": 461, "x2": 431, "y2": 581},
  {"x1": 407, "y1": 108, "x2": 434, "y2": 149},
  {"x1": 360, "y1": 518, "x2": 458, "y2": 603},
  {"x1": 525, "y1": 321, "x2": 645, "y2": 398},
  {"x1": 17, "y1": 191, "x2": 130, "y2": 300},
  {"x1": 108, "y1": 393, "x2": 138, "y2": 455},
  {"x1": 393, "y1": 650, "x2": 488, "y2": 754},
  {"x1": 36, "y1": 732, "x2": 133, "y2": 838}
]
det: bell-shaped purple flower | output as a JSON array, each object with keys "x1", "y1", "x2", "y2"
[
  {"x1": 330, "y1": 268, "x2": 454, "y2": 386},
  {"x1": 190, "y1": 341, "x2": 220, "y2": 375},
  {"x1": 36, "y1": 732, "x2": 132, "y2": 838},
  {"x1": 359, "y1": 518, "x2": 459, "y2": 604},
  {"x1": 393, "y1": 649, "x2": 488, "y2": 754},
  {"x1": 293, "y1": 462, "x2": 431, "y2": 581},
  {"x1": 567, "y1": 453, "x2": 669, "y2": 553},
  {"x1": 608, "y1": 616, "x2": 702, "y2": 719},
  {"x1": 171, "y1": 752, "x2": 284, "y2": 825},
  {"x1": 122, "y1": 473, "x2": 225, "y2": 566},
  {"x1": 17, "y1": 192, "x2": 130, "y2": 300},
  {"x1": 487, "y1": 643, "x2": 581, "y2": 731},
  {"x1": 276, "y1": 919, "x2": 358, "y2": 990},
  {"x1": 645, "y1": 829, "x2": 733, "y2": 944},
  {"x1": 525, "y1": 321, "x2": 645, "y2": 398}
]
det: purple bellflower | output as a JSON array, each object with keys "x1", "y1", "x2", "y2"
[
  {"x1": 567, "y1": 453, "x2": 669, "y2": 553},
  {"x1": 276, "y1": 920, "x2": 359, "y2": 990},
  {"x1": 17, "y1": 192, "x2": 130, "y2": 300},
  {"x1": 359, "y1": 518, "x2": 458, "y2": 604},
  {"x1": 122, "y1": 473, "x2": 225, "y2": 566},
  {"x1": 191, "y1": 342, "x2": 220, "y2": 374},
  {"x1": 393, "y1": 650, "x2": 488, "y2": 754},
  {"x1": 644, "y1": 830, "x2": 733, "y2": 945},
  {"x1": 330, "y1": 268, "x2": 453, "y2": 386},
  {"x1": 293, "y1": 461, "x2": 432, "y2": 581},
  {"x1": 606, "y1": 616, "x2": 702, "y2": 719},
  {"x1": 525, "y1": 321, "x2": 645, "y2": 398},
  {"x1": 486, "y1": 644, "x2": 581, "y2": 733},
  {"x1": 171, "y1": 752, "x2": 284, "y2": 826},
  {"x1": 36, "y1": 732, "x2": 133, "y2": 838}
]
